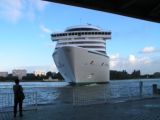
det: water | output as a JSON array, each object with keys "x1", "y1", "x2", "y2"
[{"x1": 0, "y1": 79, "x2": 160, "y2": 104}]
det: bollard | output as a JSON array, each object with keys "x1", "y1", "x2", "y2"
[
  {"x1": 157, "y1": 89, "x2": 160, "y2": 95},
  {"x1": 153, "y1": 84, "x2": 157, "y2": 94},
  {"x1": 139, "y1": 81, "x2": 143, "y2": 96}
]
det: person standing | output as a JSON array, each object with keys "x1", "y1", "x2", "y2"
[{"x1": 13, "y1": 79, "x2": 23, "y2": 117}]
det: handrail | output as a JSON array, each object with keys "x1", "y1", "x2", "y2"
[{"x1": 0, "y1": 92, "x2": 37, "y2": 112}]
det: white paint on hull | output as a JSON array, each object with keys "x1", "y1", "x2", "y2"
[{"x1": 53, "y1": 46, "x2": 109, "y2": 84}]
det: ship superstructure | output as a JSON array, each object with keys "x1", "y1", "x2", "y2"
[{"x1": 51, "y1": 25, "x2": 111, "y2": 85}]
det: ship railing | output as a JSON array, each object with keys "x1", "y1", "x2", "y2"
[
  {"x1": 0, "y1": 92, "x2": 37, "y2": 113},
  {"x1": 73, "y1": 86, "x2": 157, "y2": 106}
]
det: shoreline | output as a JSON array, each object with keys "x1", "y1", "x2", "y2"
[
  {"x1": 0, "y1": 78, "x2": 159, "y2": 82},
  {"x1": 0, "y1": 80, "x2": 66, "y2": 82}
]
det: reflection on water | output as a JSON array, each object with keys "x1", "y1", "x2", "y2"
[{"x1": 0, "y1": 79, "x2": 160, "y2": 104}]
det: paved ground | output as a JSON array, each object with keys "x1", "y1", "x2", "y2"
[{"x1": 0, "y1": 98, "x2": 160, "y2": 120}]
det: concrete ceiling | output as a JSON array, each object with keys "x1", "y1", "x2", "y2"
[{"x1": 45, "y1": 0, "x2": 160, "y2": 23}]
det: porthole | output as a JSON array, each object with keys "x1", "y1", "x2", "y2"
[
  {"x1": 75, "y1": 33, "x2": 77, "y2": 35},
  {"x1": 72, "y1": 33, "x2": 74, "y2": 35},
  {"x1": 69, "y1": 33, "x2": 71, "y2": 36},
  {"x1": 90, "y1": 61, "x2": 93, "y2": 64},
  {"x1": 85, "y1": 32, "x2": 87, "y2": 35},
  {"x1": 102, "y1": 32, "x2": 104, "y2": 35}
]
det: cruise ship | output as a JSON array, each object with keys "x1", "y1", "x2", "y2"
[{"x1": 51, "y1": 25, "x2": 111, "y2": 85}]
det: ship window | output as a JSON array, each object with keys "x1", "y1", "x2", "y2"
[
  {"x1": 82, "y1": 32, "x2": 84, "y2": 35},
  {"x1": 88, "y1": 32, "x2": 91, "y2": 35},
  {"x1": 54, "y1": 35, "x2": 56, "y2": 37},
  {"x1": 69, "y1": 33, "x2": 71, "y2": 36},
  {"x1": 57, "y1": 34, "x2": 59, "y2": 36},
  {"x1": 75, "y1": 33, "x2": 77, "y2": 35},
  {"x1": 90, "y1": 61, "x2": 93, "y2": 64},
  {"x1": 63, "y1": 34, "x2": 65, "y2": 36},
  {"x1": 108, "y1": 33, "x2": 111, "y2": 35},
  {"x1": 102, "y1": 32, "x2": 104, "y2": 35},
  {"x1": 98, "y1": 32, "x2": 101, "y2": 35},
  {"x1": 60, "y1": 34, "x2": 62, "y2": 36},
  {"x1": 85, "y1": 32, "x2": 87, "y2": 35},
  {"x1": 105, "y1": 32, "x2": 107, "y2": 35},
  {"x1": 72, "y1": 33, "x2": 74, "y2": 35},
  {"x1": 92, "y1": 32, "x2": 94, "y2": 34},
  {"x1": 95, "y1": 32, "x2": 97, "y2": 35},
  {"x1": 78, "y1": 33, "x2": 81, "y2": 36}
]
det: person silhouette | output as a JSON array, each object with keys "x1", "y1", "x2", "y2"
[{"x1": 13, "y1": 79, "x2": 23, "y2": 117}]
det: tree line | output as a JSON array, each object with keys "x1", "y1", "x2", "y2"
[
  {"x1": 110, "y1": 70, "x2": 141, "y2": 80},
  {"x1": 0, "y1": 70, "x2": 160, "y2": 81},
  {"x1": 0, "y1": 72, "x2": 64, "y2": 81}
]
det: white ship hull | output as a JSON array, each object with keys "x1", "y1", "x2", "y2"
[{"x1": 53, "y1": 46, "x2": 110, "y2": 85}]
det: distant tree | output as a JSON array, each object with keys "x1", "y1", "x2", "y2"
[
  {"x1": 6, "y1": 74, "x2": 12, "y2": 80},
  {"x1": 0, "y1": 76, "x2": 6, "y2": 81},
  {"x1": 46, "y1": 71, "x2": 53, "y2": 78},
  {"x1": 56, "y1": 72, "x2": 64, "y2": 80}
]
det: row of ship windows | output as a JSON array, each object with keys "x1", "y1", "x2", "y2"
[
  {"x1": 57, "y1": 42, "x2": 106, "y2": 45},
  {"x1": 51, "y1": 32, "x2": 111, "y2": 37},
  {"x1": 55, "y1": 46, "x2": 105, "y2": 49}
]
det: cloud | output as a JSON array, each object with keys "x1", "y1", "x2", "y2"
[
  {"x1": 44, "y1": 43, "x2": 55, "y2": 48},
  {"x1": 49, "y1": 64, "x2": 58, "y2": 72},
  {"x1": 129, "y1": 55, "x2": 136, "y2": 64},
  {"x1": 0, "y1": 0, "x2": 49, "y2": 22},
  {"x1": 109, "y1": 53, "x2": 158, "y2": 74},
  {"x1": 0, "y1": 0, "x2": 23, "y2": 23},
  {"x1": 140, "y1": 47, "x2": 160, "y2": 53},
  {"x1": 109, "y1": 53, "x2": 119, "y2": 59},
  {"x1": 40, "y1": 25, "x2": 52, "y2": 33},
  {"x1": 40, "y1": 33, "x2": 45, "y2": 38},
  {"x1": 31, "y1": 0, "x2": 49, "y2": 11}
]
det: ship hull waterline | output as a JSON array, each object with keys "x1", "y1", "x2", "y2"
[{"x1": 53, "y1": 46, "x2": 110, "y2": 85}]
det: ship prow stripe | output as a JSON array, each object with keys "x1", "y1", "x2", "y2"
[{"x1": 88, "y1": 51, "x2": 109, "y2": 58}]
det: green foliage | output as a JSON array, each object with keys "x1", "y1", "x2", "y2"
[
  {"x1": 0, "y1": 76, "x2": 6, "y2": 81},
  {"x1": 56, "y1": 72, "x2": 64, "y2": 80},
  {"x1": 46, "y1": 71, "x2": 53, "y2": 78},
  {"x1": 110, "y1": 70, "x2": 141, "y2": 80}
]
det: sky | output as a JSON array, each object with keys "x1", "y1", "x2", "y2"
[{"x1": 0, "y1": 0, "x2": 160, "y2": 75}]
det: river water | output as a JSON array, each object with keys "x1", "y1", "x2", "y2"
[{"x1": 0, "y1": 79, "x2": 160, "y2": 104}]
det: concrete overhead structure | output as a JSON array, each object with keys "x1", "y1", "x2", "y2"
[
  {"x1": 45, "y1": 0, "x2": 160, "y2": 23},
  {"x1": 12, "y1": 69, "x2": 27, "y2": 80},
  {"x1": 34, "y1": 71, "x2": 46, "y2": 76},
  {"x1": 0, "y1": 72, "x2": 8, "y2": 77}
]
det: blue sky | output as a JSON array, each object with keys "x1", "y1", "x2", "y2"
[{"x1": 0, "y1": 0, "x2": 160, "y2": 75}]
